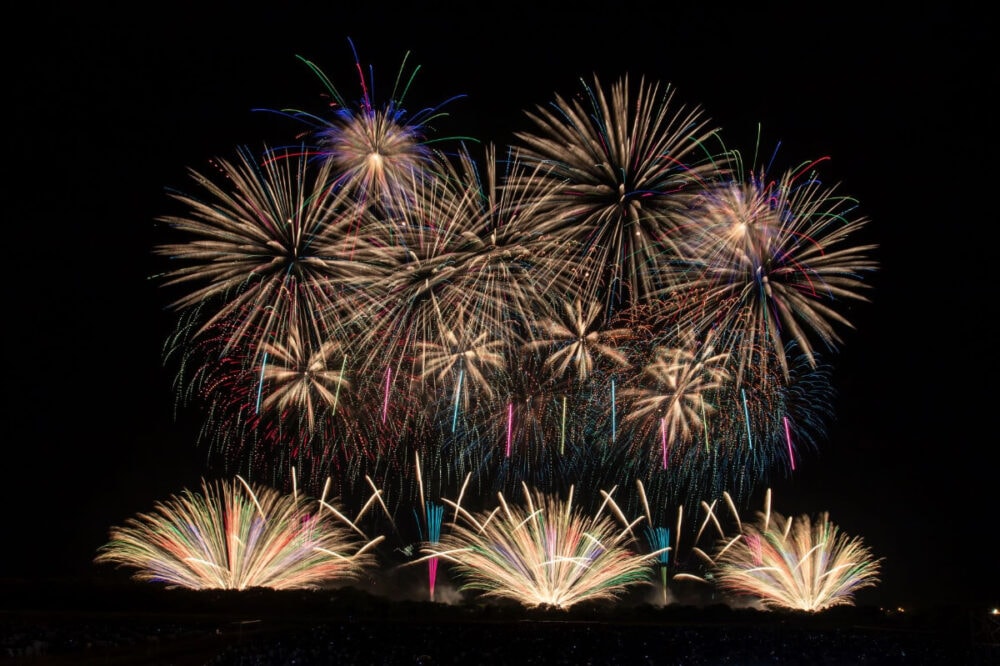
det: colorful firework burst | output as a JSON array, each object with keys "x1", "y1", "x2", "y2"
[
  {"x1": 263, "y1": 40, "x2": 468, "y2": 210},
  {"x1": 655, "y1": 144, "x2": 879, "y2": 384},
  {"x1": 95, "y1": 476, "x2": 384, "y2": 590},
  {"x1": 676, "y1": 488, "x2": 882, "y2": 611},
  {"x1": 415, "y1": 483, "x2": 663, "y2": 609}
]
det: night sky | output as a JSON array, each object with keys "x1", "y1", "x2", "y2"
[{"x1": 8, "y1": 4, "x2": 994, "y2": 610}]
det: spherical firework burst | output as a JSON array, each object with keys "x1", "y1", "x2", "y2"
[
  {"x1": 265, "y1": 40, "x2": 468, "y2": 210},
  {"x1": 173, "y1": 315, "x2": 413, "y2": 500},
  {"x1": 595, "y1": 334, "x2": 837, "y2": 518},
  {"x1": 155, "y1": 146, "x2": 366, "y2": 363},
  {"x1": 95, "y1": 476, "x2": 383, "y2": 590},
  {"x1": 655, "y1": 149, "x2": 879, "y2": 384},
  {"x1": 618, "y1": 329, "x2": 732, "y2": 469},
  {"x1": 258, "y1": 313, "x2": 351, "y2": 433},
  {"x1": 510, "y1": 73, "x2": 728, "y2": 311},
  {"x1": 521, "y1": 297, "x2": 632, "y2": 384}
]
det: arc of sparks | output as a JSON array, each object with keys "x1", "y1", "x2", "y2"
[
  {"x1": 660, "y1": 417, "x2": 668, "y2": 469},
  {"x1": 332, "y1": 355, "x2": 347, "y2": 416},
  {"x1": 701, "y1": 395, "x2": 710, "y2": 453},
  {"x1": 611, "y1": 379, "x2": 617, "y2": 442}
]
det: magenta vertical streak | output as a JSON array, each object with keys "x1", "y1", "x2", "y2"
[
  {"x1": 428, "y1": 556, "x2": 438, "y2": 601},
  {"x1": 505, "y1": 402, "x2": 513, "y2": 457},
  {"x1": 783, "y1": 415, "x2": 795, "y2": 471}
]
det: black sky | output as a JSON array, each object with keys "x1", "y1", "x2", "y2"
[{"x1": 8, "y1": 3, "x2": 995, "y2": 609}]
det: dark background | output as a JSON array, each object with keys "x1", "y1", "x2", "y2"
[{"x1": 7, "y1": 3, "x2": 994, "y2": 610}]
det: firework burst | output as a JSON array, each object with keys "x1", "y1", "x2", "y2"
[
  {"x1": 656, "y1": 146, "x2": 879, "y2": 383},
  {"x1": 511, "y1": 73, "x2": 728, "y2": 311},
  {"x1": 95, "y1": 476, "x2": 384, "y2": 590},
  {"x1": 154, "y1": 146, "x2": 364, "y2": 363},
  {"x1": 264, "y1": 40, "x2": 468, "y2": 210},
  {"x1": 619, "y1": 329, "x2": 731, "y2": 469},
  {"x1": 522, "y1": 297, "x2": 632, "y2": 385},
  {"x1": 416, "y1": 484, "x2": 662, "y2": 609},
  {"x1": 676, "y1": 488, "x2": 881, "y2": 611},
  {"x1": 151, "y1": 53, "x2": 878, "y2": 521}
]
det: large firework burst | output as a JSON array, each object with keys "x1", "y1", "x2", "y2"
[
  {"x1": 416, "y1": 484, "x2": 661, "y2": 609},
  {"x1": 656, "y1": 149, "x2": 878, "y2": 384},
  {"x1": 151, "y1": 51, "x2": 877, "y2": 523},
  {"x1": 510, "y1": 73, "x2": 728, "y2": 311},
  {"x1": 676, "y1": 489, "x2": 881, "y2": 611},
  {"x1": 155, "y1": 146, "x2": 364, "y2": 363},
  {"x1": 95, "y1": 477, "x2": 384, "y2": 590}
]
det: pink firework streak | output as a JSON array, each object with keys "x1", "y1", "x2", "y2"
[
  {"x1": 428, "y1": 557, "x2": 439, "y2": 601},
  {"x1": 783, "y1": 416, "x2": 796, "y2": 471}
]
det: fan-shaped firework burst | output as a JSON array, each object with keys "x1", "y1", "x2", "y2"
[
  {"x1": 715, "y1": 513, "x2": 881, "y2": 612},
  {"x1": 656, "y1": 147, "x2": 879, "y2": 384},
  {"x1": 94, "y1": 476, "x2": 384, "y2": 590},
  {"x1": 676, "y1": 489, "x2": 881, "y2": 612},
  {"x1": 511, "y1": 73, "x2": 728, "y2": 311},
  {"x1": 417, "y1": 484, "x2": 662, "y2": 609},
  {"x1": 715, "y1": 514, "x2": 881, "y2": 611}
]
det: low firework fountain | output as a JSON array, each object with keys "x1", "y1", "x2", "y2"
[
  {"x1": 418, "y1": 501, "x2": 444, "y2": 601},
  {"x1": 644, "y1": 525, "x2": 671, "y2": 604}
]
